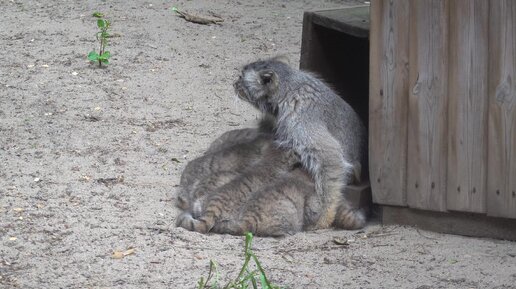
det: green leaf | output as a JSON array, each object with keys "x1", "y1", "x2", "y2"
[
  {"x1": 259, "y1": 274, "x2": 268, "y2": 289},
  {"x1": 171, "y1": 6, "x2": 179, "y2": 12},
  {"x1": 197, "y1": 276, "x2": 205, "y2": 289},
  {"x1": 88, "y1": 51, "x2": 99, "y2": 61},
  {"x1": 97, "y1": 19, "x2": 106, "y2": 28},
  {"x1": 100, "y1": 51, "x2": 111, "y2": 59},
  {"x1": 92, "y1": 12, "x2": 104, "y2": 18},
  {"x1": 100, "y1": 58, "x2": 109, "y2": 64}
]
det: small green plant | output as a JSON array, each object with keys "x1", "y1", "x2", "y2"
[
  {"x1": 197, "y1": 232, "x2": 282, "y2": 289},
  {"x1": 92, "y1": 11, "x2": 104, "y2": 18},
  {"x1": 88, "y1": 14, "x2": 111, "y2": 67}
]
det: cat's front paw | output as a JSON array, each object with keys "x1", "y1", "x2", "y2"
[{"x1": 176, "y1": 212, "x2": 213, "y2": 234}]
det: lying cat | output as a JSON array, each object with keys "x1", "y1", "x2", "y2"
[{"x1": 176, "y1": 119, "x2": 319, "y2": 237}]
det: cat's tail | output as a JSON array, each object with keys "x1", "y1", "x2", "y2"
[{"x1": 333, "y1": 198, "x2": 366, "y2": 230}]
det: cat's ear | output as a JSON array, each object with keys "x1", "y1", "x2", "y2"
[
  {"x1": 259, "y1": 70, "x2": 277, "y2": 86},
  {"x1": 271, "y1": 55, "x2": 290, "y2": 65}
]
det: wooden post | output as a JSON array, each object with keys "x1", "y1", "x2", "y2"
[
  {"x1": 407, "y1": 0, "x2": 449, "y2": 211},
  {"x1": 446, "y1": 0, "x2": 488, "y2": 213},
  {"x1": 369, "y1": 0, "x2": 410, "y2": 206},
  {"x1": 487, "y1": 0, "x2": 516, "y2": 219}
]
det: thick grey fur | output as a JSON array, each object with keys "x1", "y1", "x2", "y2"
[{"x1": 234, "y1": 58, "x2": 366, "y2": 229}]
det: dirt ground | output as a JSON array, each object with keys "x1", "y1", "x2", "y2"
[{"x1": 1, "y1": 0, "x2": 515, "y2": 288}]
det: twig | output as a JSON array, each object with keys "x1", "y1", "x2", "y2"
[{"x1": 172, "y1": 7, "x2": 224, "y2": 25}]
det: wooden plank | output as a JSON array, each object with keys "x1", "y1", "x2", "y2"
[
  {"x1": 407, "y1": 0, "x2": 449, "y2": 211},
  {"x1": 446, "y1": 0, "x2": 488, "y2": 213},
  {"x1": 382, "y1": 206, "x2": 516, "y2": 241},
  {"x1": 309, "y1": 6, "x2": 370, "y2": 39},
  {"x1": 369, "y1": 0, "x2": 410, "y2": 206},
  {"x1": 300, "y1": 11, "x2": 319, "y2": 71},
  {"x1": 487, "y1": 0, "x2": 516, "y2": 219}
]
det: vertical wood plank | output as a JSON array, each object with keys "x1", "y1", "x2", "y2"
[
  {"x1": 407, "y1": 0, "x2": 449, "y2": 211},
  {"x1": 369, "y1": 0, "x2": 410, "y2": 206},
  {"x1": 446, "y1": 0, "x2": 488, "y2": 213},
  {"x1": 487, "y1": 0, "x2": 516, "y2": 219}
]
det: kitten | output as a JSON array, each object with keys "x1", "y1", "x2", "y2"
[{"x1": 233, "y1": 58, "x2": 367, "y2": 229}]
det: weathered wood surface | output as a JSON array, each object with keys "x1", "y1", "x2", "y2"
[
  {"x1": 382, "y1": 206, "x2": 516, "y2": 241},
  {"x1": 446, "y1": 0, "x2": 488, "y2": 213},
  {"x1": 407, "y1": 0, "x2": 449, "y2": 211},
  {"x1": 369, "y1": 0, "x2": 410, "y2": 206},
  {"x1": 487, "y1": 0, "x2": 516, "y2": 219},
  {"x1": 309, "y1": 6, "x2": 370, "y2": 39}
]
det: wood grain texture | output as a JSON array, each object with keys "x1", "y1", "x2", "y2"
[
  {"x1": 407, "y1": 0, "x2": 449, "y2": 211},
  {"x1": 382, "y1": 206, "x2": 516, "y2": 241},
  {"x1": 487, "y1": 0, "x2": 516, "y2": 219},
  {"x1": 446, "y1": 0, "x2": 488, "y2": 213},
  {"x1": 369, "y1": 0, "x2": 410, "y2": 206}
]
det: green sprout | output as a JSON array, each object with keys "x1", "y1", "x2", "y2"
[
  {"x1": 88, "y1": 15, "x2": 111, "y2": 67},
  {"x1": 92, "y1": 12, "x2": 104, "y2": 18},
  {"x1": 197, "y1": 233, "x2": 282, "y2": 289}
]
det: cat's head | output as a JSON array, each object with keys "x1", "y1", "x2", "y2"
[{"x1": 233, "y1": 58, "x2": 292, "y2": 115}]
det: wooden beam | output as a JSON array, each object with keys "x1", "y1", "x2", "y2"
[
  {"x1": 446, "y1": 0, "x2": 488, "y2": 213},
  {"x1": 487, "y1": 0, "x2": 516, "y2": 219},
  {"x1": 369, "y1": 0, "x2": 410, "y2": 206},
  {"x1": 407, "y1": 0, "x2": 449, "y2": 211}
]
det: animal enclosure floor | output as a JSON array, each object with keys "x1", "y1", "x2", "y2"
[{"x1": 0, "y1": 0, "x2": 515, "y2": 288}]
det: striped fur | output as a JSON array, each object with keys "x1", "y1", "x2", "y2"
[{"x1": 176, "y1": 131, "x2": 318, "y2": 237}]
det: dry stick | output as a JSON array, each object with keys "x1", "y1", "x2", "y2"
[{"x1": 174, "y1": 9, "x2": 224, "y2": 25}]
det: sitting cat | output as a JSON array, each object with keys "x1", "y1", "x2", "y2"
[{"x1": 233, "y1": 58, "x2": 367, "y2": 229}]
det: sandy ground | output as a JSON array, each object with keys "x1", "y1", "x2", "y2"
[{"x1": 1, "y1": 0, "x2": 515, "y2": 288}]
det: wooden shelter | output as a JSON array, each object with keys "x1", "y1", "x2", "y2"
[{"x1": 301, "y1": 1, "x2": 516, "y2": 240}]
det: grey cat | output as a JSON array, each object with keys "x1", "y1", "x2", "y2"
[
  {"x1": 176, "y1": 119, "x2": 320, "y2": 237},
  {"x1": 233, "y1": 58, "x2": 367, "y2": 229},
  {"x1": 176, "y1": 117, "x2": 274, "y2": 211}
]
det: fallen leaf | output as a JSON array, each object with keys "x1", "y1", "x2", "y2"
[
  {"x1": 112, "y1": 248, "x2": 136, "y2": 259},
  {"x1": 123, "y1": 248, "x2": 136, "y2": 256},
  {"x1": 96, "y1": 176, "x2": 124, "y2": 186},
  {"x1": 80, "y1": 175, "x2": 91, "y2": 181},
  {"x1": 333, "y1": 238, "x2": 350, "y2": 246},
  {"x1": 171, "y1": 158, "x2": 181, "y2": 163},
  {"x1": 112, "y1": 251, "x2": 124, "y2": 259},
  {"x1": 281, "y1": 254, "x2": 294, "y2": 263}
]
